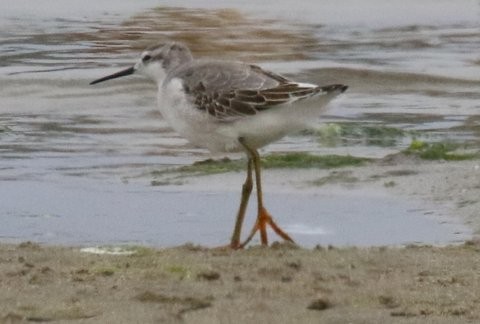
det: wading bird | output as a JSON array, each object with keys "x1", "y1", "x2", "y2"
[{"x1": 90, "y1": 42, "x2": 347, "y2": 248}]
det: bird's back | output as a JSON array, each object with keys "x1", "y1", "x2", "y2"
[{"x1": 165, "y1": 60, "x2": 345, "y2": 122}]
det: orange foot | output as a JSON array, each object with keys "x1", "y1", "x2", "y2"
[{"x1": 240, "y1": 207, "x2": 295, "y2": 248}]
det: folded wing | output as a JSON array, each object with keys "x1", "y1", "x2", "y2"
[{"x1": 170, "y1": 61, "x2": 343, "y2": 121}]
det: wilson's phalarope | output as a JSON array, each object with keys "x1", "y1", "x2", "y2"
[{"x1": 90, "y1": 42, "x2": 347, "y2": 248}]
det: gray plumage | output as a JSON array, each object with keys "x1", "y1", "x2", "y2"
[{"x1": 171, "y1": 61, "x2": 345, "y2": 120}]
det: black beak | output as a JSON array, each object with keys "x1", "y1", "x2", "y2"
[{"x1": 90, "y1": 66, "x2": 135, "y2": 85}]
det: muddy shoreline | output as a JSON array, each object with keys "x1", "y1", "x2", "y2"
[
  {"x1": 1, "y1": 157, "x2": 480, "y2": 323},
  {"x1": 1, "y1": 241, "x2": 480, "y2": 324}
]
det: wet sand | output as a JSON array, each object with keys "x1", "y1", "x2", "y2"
[
  {"x1": 1, "y1": 157, "x2": 480, "y2": 324},
  {"x1": 1, "y1": 241, "x2": 480, "y2": 324}
]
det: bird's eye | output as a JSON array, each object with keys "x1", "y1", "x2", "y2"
[{"x1": 142, "y1": 54, "x2": 152, "y2": 62}]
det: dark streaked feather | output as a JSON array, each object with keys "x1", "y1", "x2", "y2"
[{"x1": 168, "y1": 61, "x2": 340, "y2": 121}]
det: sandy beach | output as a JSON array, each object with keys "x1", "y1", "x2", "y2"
[{"x1": 1, "y1": 241, "x2": 479, "y2": 324}]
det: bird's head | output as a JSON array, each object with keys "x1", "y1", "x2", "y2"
[{"x1": 90, "y1": 42, "x2": 193, "y2": 85}]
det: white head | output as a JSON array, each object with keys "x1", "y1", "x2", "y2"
[{"x1": 90, "y1": 42, "x2": 193, "y2": 85}]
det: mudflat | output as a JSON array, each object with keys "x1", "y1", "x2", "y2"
[
  {"x1": 2, "y1": 156, "x2": 480, "y2": 323},
  {"x1": 1, "y1": 241, "x2": 480, "y2": 324}
]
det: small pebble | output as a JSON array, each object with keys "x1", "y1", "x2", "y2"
[
  {"x1": 197, "y1": 271, "x2": 220, "y2": 281},
  {"x1": 307, "y1": 298, "x2": 332, "y2": 311}
]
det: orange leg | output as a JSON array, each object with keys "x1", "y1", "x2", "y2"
[
  {"x1": 229, "y1": 158, "x2": 253, "y2": 249},
  {"x1": 238, "y1": 138, "x2": 295, "y2": 247}
]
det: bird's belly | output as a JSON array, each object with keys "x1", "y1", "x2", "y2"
[
  {"x1": 217, "y1": 109, "x2": 307, "y2": 151},
  {"x1": 159, "y1": 104, "x2": 293, "y2": 153}
]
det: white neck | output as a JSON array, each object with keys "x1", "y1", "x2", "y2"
[{"x1": 136, "y1": 61, "x2": 167, "y2": 85}]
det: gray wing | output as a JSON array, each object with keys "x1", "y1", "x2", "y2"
[{"x1": 169, "y1": 61, "x2": 333, "y2": 121}]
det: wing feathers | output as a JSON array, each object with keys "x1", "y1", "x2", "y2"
[{"x1": 174, "y1": 61, "x2": 345, "y2": 121}]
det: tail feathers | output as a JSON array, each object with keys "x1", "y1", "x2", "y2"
[{"x1": 318, "y1": 84, "x2": 348, "y2": 94}]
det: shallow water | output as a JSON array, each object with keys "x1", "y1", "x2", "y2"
[
  {"x1": 0, "y1": 0, "x2": 479, "y2": 247},
  {"x1": 0, "y1": 179, "x2": 469, "y2": 247}
]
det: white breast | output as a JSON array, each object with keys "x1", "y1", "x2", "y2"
[{"x1": 158, "y1": 78, "x2": 239, "y2": 152}]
